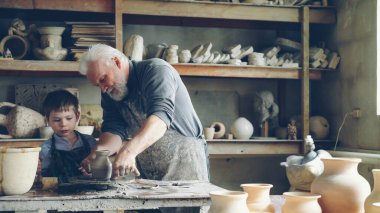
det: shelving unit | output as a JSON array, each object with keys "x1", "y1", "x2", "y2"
[{"x1": 0, "y1": 0, "x2": 337, "y2": 155}]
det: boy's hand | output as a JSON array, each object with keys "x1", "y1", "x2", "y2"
[{"x1": 80, "y1": 151, "x2": 97, "y2": 173}]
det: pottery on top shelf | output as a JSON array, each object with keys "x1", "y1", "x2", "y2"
[{"x1": 33, "y1": 26, "x2": 67, "y2": 61}]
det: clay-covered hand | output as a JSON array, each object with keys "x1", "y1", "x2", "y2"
[
  {"x1": 112, "y1": 150, "x2": 140, "y2": 178},
  {"x1": 80, "y1": 151, "x2": 97, "y2": 173}
]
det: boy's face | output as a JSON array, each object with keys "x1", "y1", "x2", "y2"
[{"x1": 47, "y1": 106, "x2": 79, "y2": 138}]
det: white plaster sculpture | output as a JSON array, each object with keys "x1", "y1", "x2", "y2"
[
  {"x1": 33, "y1": 27, "x2": 67, "y2": 61},
  {"x1": 123, "y1": 34, "x2": 144, "y2": 61},
  {"x1": 178, "y1": 49, "x2": 191, "y2": 63},
  {"x1": 164, "y1": 44, "x2": 179, "y2": 64},
  {"x1": 146, "y1": 43, "x2": 168, "y2": 59},
  {"x1": 0, "y1": 102, "x2": 45, "y2": 138},
  {"x1": 252, "y1": 90, "x2": 279, "y2": 127},
  {"x1": 280, "y1": 135, "x2": 332, "y2": 191},
  {"x1": 231, "y1": 117, "x2": 254, "y2": 140}
]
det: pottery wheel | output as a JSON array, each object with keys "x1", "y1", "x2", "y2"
[{"x1": 57, "y1": 177, "x2": 116, "y2": 194}]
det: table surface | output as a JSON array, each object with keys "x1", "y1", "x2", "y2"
[{"x1": 0, "y1": 179, "x2": 224, "y2": 211}]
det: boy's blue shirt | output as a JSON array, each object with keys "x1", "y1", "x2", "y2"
[{"x1": 39, "y1": 131, "x2": 96, "y2": 175}]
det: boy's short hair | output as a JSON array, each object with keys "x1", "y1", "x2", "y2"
[{"x1": 42, "y1": 89, "x2": 79, "y2": 117}]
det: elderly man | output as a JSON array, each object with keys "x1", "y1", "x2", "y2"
[{"x1": 79, "y1": 44, "x2": 209, "y2": 212}]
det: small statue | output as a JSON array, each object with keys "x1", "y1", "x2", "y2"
[
  {"x1": 4, "y1": 49, "x2": 13, "y2": 58},
  {"x1": 287, "y1": 119, "x2": 297, "y2": 140},
  {"x1": 8, "y1": 18, "x2": 28, "y2": 37},
  {"x1": 301, "y1": 135, "x2": 318, "y2": 164}
]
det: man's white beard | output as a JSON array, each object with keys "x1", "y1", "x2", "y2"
[{"x1": 107, "y1": 80, "x2": 128, "y2": 101}]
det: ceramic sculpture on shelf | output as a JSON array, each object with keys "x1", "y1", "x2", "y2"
[
  {"x1": 280, "y1": 135, "x2": 331, "y2": 191},
  {"x1": 33, "y1": 26, "x2": 67, "y2": 61},
  {"x1": 311, "y1": 157, "x2": 371, "y2": 213},
  {"x1": 252, "y1": 90, "x2": 279, "y2": 136},
  {"x1": 210, "y1": 122, "x2": 226, "y2": 139},
  {"x1": 309, "y1": 116, "x2": 330, "y2": 139},
  {"x1": 123, "y1": 34, "x2": 144, "y2": 61},
  {"x1": 0, "y1": 102, "x2": 45, "y2": 138},
  {"x1": 230, "y1": 117, "x2": 254, "y2": 139}
]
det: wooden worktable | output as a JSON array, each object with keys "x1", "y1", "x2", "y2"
[{"x1": 0, "y1": 179, "x2": 223, "y2": 212}]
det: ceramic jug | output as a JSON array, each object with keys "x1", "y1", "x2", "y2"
[
  {"x1": 364, "y1": 169, "x2": 380, "y2": 213},
  {"x1": 282, "y1": 192, "x2": 322, "y2": 213},
  {"x1": 208, "y1": 190, "x2": 250, "y2": 213},
  {"x1": 0, "y1": 102, "x2": 45, "y2": 138},
  {"x1": 240, "y1": 183, "x2": 275, "y2": 212},
  {"x1": 311, "y1": 157, "x2": 370, "y2": 213},
  {"x1": 0, "y1": 147, "x2": 41, "y2": 195},
  {"x1": 90, "y1": 150, "x2": 112, "y2": 180}
]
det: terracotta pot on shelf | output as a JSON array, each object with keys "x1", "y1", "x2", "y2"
[
  {"x1": 240, "y1": 183, "x2": 275, "y2": 213},
  {"x1": 311, "y1": 157, "x2": 370, "y2": 213},
  {"x1": 365, "y1": 169, "x2": 380, "y2": 213}
]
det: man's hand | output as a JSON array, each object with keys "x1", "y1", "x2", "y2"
[
  {"x1": 80, "y1": 151, "x2": 97, "y2": 173},
  {"x1": 112, "y1": 148, "x2": 140, "y2": 178}
]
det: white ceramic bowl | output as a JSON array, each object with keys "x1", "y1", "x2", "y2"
[{"x1": 75, "y1": 125, "x2": 94, "y2": 135}]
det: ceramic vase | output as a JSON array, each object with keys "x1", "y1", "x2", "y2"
[
  {"x1": 91, "y1": 150, "x2": 112, "y2": 180},
  {"x1": 0, "y1": 102, "x2": 45, "y2": 139},
  {"x1": 230, "y1": 117, "x2": 254, "y2": 139},
  {"x1": 33, "y1": 26, "x2": 67, "y2": 61},
  {"x1": 364, "y1": 169, "x2": 380, "y2": 213},
  {"x1": 282, "y1": 192, "x2": 322, "y2": 213},
  {"x1": 0, "y1": 147, "x2": 41, "y2": 195},
  {"x1": 210, "y1": 122, "x2": 226, "y2": 139},
  {"x1": 240, "y1": 183, "x2": 275, "y2": 213},
  {"x1": 208, "y1": 190, "x2": 250, "y2": 213},
  {"x1": 311, "y1": 157, "x2": 370, "y2": 213}
]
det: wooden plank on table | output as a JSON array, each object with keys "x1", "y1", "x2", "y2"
[
  {"x1": 0, "y1": 0, "x2": 33, "y2": 9},
  {"x1": 121, "y1": 0, "x2": 336, "y2": 24},
  {"x1": 33, "y1": 0, "x2": 114, "y2": 13}
]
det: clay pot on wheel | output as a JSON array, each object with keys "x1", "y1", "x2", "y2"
[
  {"x1": 0, "y1": 102, "x2": 45, "y2": 138},
  {"x1": 91, "y1": 150, "x2": 112, "y2": 180}
]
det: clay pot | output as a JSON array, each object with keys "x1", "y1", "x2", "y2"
[
  {"x1": 240, "y1": 183, "x2": 275, "y2": 212},
  {"x1": 0, "y1": 35, "x2": 29, "y2": 59},
  {"x1": 208, "y1": 190, "x2": 250, "y2": 213},
  {"x1": 0, "y1": 147, "x2": 41, "y2": 195},
  {"x1": 309, "y1": 116, "x2": 329, "y2": 139},
  {"x1": 282, "y1": 192, "x2": 322, "y2": 213},
  {"x1": 311, "y1": 157, "x2": 370, "y2": 213},
  {"x1": 230, "y1": 117, "x2": 254, "y2": 140},
  {"x1": 365, "y1": 169, "x2": 380, "y2": 213},
  {"x1": 210, "y1": 122, "x2": 226, "y2": 139},
  {"x1": 91, "y1": 150, "x2": 112, "y2": 180},
  {"x1": 0, "y1": 102, "x2": 45, "y2": 138}
]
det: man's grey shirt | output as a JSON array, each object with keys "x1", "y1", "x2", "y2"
[{"x1": 101, "y1": 58, "x2": 203, "y2": 140}]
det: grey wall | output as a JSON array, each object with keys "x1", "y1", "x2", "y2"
[{"x1": 312, "y1": 0, "x2": 379, "y2": 151}]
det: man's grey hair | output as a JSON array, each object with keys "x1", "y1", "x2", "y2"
[{"x1": 79, "y1": 44, "x2": 127, "y2": 75}]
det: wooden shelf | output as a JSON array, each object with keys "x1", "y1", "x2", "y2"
[
  {"x1": 0, "y1": 60, "x2": 336, "y2": 79},
  {"x1": 121, "y1": 0, "x2": 336, "y2": 24}
]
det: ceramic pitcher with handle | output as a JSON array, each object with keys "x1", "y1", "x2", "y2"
[{"x1": 0, "y1": 102, "x2": 45, "y2": 138}]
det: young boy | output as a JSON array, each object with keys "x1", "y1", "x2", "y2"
[{"x1": 39, "y1": 89, "x2": 97, "y2": 181}]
